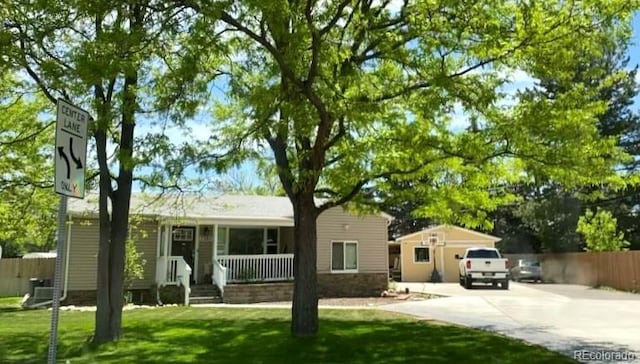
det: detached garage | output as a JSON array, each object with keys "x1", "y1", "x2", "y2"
[{"x1": 395, "y1": 225, "x2": 501, "y2": 283}]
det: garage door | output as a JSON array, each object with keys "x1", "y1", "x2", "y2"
[{"x1": 442, "y1": 247, "x2": 470, "y2": 282}]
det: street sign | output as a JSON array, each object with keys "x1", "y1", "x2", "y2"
[{"x1": 55, "y1": 99, "x2": 89, "y2": 198}]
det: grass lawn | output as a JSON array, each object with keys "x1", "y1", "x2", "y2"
[{"x1": 0, "y1": 296, "x2": 577, "y2": 364}]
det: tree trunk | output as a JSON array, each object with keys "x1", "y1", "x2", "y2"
[
  {"x1": 291, "y1": 193, "x2": 319, "y2": 337},
  {"x1": 93, "y1": 125, "x2": 113, "y2": 344},
  {"x1": 93, "y1": 38, "x2": 138, "y2": 343}
]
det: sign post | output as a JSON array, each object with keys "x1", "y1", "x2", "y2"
[{"x1": 49, "y1": 99, "x2": 89, "y2": 364}]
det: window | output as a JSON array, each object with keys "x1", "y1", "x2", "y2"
[
  {"x1": 172, "y1": 227, "x2": 194, "y2": 242},
  {"x1": 217, "y1": 227, "x2": 281, "y2": 255},
  {"x1": 266, "y1": 228, "x2": 278, "y2": 254},
  {"x1": 332, "y1": 241, "x2": 358, "y2": 272},
  {"x1": 466, "y1": 249, "x2": 499, "y2": 259},
  {"x1": 228, "y1": 228, "x2": 264, "y2": 255},
  {"x1": 414, "y1": 247, "x2": 430, "y2": 263}
]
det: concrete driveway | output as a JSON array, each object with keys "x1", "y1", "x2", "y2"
[{"x1": 382, "y1": 282, "x2": 640, "y2": 363}]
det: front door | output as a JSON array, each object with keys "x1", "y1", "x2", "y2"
[{"x1": 171, "y1": 227, "x2": 195, "y2": 283}]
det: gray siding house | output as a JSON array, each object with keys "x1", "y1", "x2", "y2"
[{"x1": 62, "y1": 194, "x2": 390, "y2": 304}]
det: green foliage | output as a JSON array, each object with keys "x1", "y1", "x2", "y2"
[
  {"x1": 577, "y1": 208, "x2": 629, "y2": 252},
  {"x1": 179, "y1": 0, "x2": 637, "y2": 224},
  {"x1": 0, "y1": 75, "x2": 57, "y2": 254},
  {"x1": 491, "y1": 32, "x2": 640, "y2": 253},
  {"x1": 123, "y1": 236, "x2": 146, "y2": 292}
]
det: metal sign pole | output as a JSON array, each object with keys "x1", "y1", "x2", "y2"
[
  {"x1": 48, "y1": 195, "x2": 68, "y2": 364},
  {"x1": 49, "y1": 99, "x2": 88, "y2": 363}
]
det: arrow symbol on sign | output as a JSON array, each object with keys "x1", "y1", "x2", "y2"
[
  {"x1": 69, "y1": 137, "x2": 83, "y2": 169},
  {"x1": 57, "y1": 147, "x2": 71, "y2": 179}
]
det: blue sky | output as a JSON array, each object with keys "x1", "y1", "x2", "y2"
[
  {"x1": 630, "y1": 12, "x2": 640, "y2": 102},
  {"x1": 631, "y1": 13, "x2": 640, "y2": 65}
]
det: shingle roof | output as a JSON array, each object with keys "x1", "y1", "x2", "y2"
[
  {"x1": 395, "y1": 224, "x2": 501, "y2": 242},
  {"x1": 68, "y1": 193, "x2": 393, "y2": 222},
  {"x1": 68, "y1": 193, "x2": 295, "y2": 220}
]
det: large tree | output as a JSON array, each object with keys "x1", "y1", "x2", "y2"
[
  {"x1": 175, "y1": 0, "x2": 636, "y2": 336},
  {"x1": 0, "y1": 76, "x2": 57, "y2": 256},
  {"x1": 2, "y1": 0, "x2": 198, "y2": 343},
  {"x1": 491, "y1": 34, "x2": 640, "y2": 253}
]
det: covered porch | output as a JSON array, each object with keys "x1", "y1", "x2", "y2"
[{"x1": 154, "y1": 219, "x2": 295, "y2": 297}]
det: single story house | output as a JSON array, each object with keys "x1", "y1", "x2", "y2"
[
  {"x1": 394, "y1": 225, "x2": 501, "y2": 283},
  {"x1": 62, "y1": 193, "x2": 391, "y2": 304}
]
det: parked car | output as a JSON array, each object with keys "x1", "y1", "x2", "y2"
[
  {"x1": 457, "y1": 247, "x2": 510, "y2": 290},
  {"x1": 510, "y1": 259, "x2": 542, "y2": 282}
]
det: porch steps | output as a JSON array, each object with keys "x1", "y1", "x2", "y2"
[{"x1": 189, "y1": 284, "x2": 223, "y2": 304}]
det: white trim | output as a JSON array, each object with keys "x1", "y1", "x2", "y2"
[
  {"x1": 157, "y1": 216, "x2": 294, "y2": 227},
  {"x1": 156, "y1": 221, "x2": 162, "y2": 258},
  {"x1": 413, "y1": 246, "x2": 431, "y2": 264},
  {"x1": 396, "y1": 225, "x2": 501, "y2": 242},
  {"x1": 330, "y1": 240, "x2": 359, "y2": 273},
  {"x1": 194, "y1": 225, "x2": 200, "y2": 284},
  {"x1": 164, "y1": 224, "x2": 171, "y2": 259},
  {"x1": 213, "y1": 224, "x2": 218, "y2": 260},
  {"x1": 225, "y1": 227, "x2": 229, "y2": 255}
]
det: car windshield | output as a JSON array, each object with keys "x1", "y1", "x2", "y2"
[
  {"x1": 466, "y1": 249, "x2": 500, "y2": 259},
  {"x1": 521, "y1": 261, "x2": 540, "y2": 267}
]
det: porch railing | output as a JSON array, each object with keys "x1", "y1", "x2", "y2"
[
  {"x1": 217, "y1": 254, "x2": 294, "y2": 283},
  {"x1": 155, "y1": 256, "x2": 192, "y2": 306},
  {"x1": 212, "y1": 259, "x2": 228, "y2": 295}
]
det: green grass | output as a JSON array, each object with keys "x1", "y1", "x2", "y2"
[{"x1": 0, "y1": 303, "x2": 577, "y2": 364}]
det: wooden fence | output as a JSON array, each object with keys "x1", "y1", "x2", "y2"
[
  {"x1": 504, "y1": 251, "x2": 640, "y2": 292},
  {"x1": 0, "y1": 258, "x2": 56, "y2": 296}
]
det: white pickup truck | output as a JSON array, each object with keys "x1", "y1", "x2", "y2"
[{"x1": 457, "y1": 247, "x2": 509, "y2": 290}]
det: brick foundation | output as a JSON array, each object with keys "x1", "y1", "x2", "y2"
[
  {"x1": 223, "y1": 273, "x2": 388, "y2": 303},
  {"x1": 224, "y1": 282, "x2": 294, "y2": 304},
  {"x1": 317, "y1": 273, "x2": 388, "y2": 298},
  {"x1": 63, "y1": 273, "x2": 389, "y2": 305}
]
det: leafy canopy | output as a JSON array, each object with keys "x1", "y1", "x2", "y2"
[
  {"x1": 577, "y1": 207, "x2": 630, "y2": 252},
  {"x1": 0, "y1": 75, "x2": 57, "y2": 254},
  {"x1": 176, "y1": 0, "x2": 637, "y2": 225}
]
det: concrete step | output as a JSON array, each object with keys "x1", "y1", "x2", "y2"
[
  {"x1": 190, "y1": 288, "x2": 220, "y2": 296},
  {"x1": 189, "y1": 296, "x2": 223, "y2": 304}
]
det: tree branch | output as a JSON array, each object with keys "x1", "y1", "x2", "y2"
[
  {"x1": 0, "y1": 121, "x2": 55, "y2": 146},
  {"x1": 219, "y1": 11, "x2": 303, "y2": 88},
  {"x1": 266, "y1": 133, "x2": 295, "y2": 199}
]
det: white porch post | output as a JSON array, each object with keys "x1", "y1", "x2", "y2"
[
  {"x1": 213, "y1": 224, "x2": 218, "y2": 262},
  {"x1": 164, "y1": 224, "x2": 171, "y2": 258},
  {"x1": 194, "y1": 225, "x2": 200, "y2": 284},
  {"x1": 156, "y1": 221, "x2": 162, "y2": 258},
  {"x1": 212, "y1": 224, "x2": 218, "y2": 284}
]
